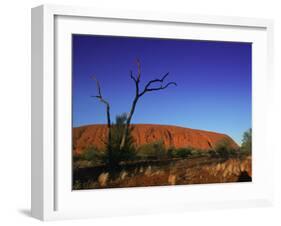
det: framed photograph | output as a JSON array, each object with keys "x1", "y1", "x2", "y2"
[{"x1": 31, "y1": 4, "x2": 274, "y2": 221}]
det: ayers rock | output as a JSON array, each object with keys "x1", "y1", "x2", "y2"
[{"x1": 73, "y1": 124, "x2": 239, "y2": 155}]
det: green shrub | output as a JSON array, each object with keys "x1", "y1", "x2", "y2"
[
  {"x1": 207, "y1": 150, "x2": 217, "y2": 158},
  {"x1": 82, "y1": 147, "x2": 101, "y2": 160},
  {"x1": 217, "y1": 147, "x2": 230, "y2": 159},
  {"x1": 173, "y1": 148, "x2": 192, "y2": 158},
  {"x1": 167, "y1": 148, "x2": 175, "y2": 158},
  {"x1": 214, "y1": 139, "x2": 237, "y2": 159},
  {"x1": 190, "y1": 149, "x2": 206, "y2": 157},
  {"x1": 80, "y1": 146, "x2": 105, "y2": 165},
  {"x1": 228, "y1": 149, "x2": 237, "y2": 157},
  {"x1": 73, "y1": 154, "x2": 81, "y2": 162},
  {"x1": 240, "y1": 128, "x2": 252, "y2": 156},
  {"x1": 167, "y1": 147, "x2": 196, "y2": 159},
  {"x1": 138, "y1": 140, "x2": 166, "y2": 160}
]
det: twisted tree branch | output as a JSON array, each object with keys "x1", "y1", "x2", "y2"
[
  {"x1": 120, "y1": 60, "x2": 177, "y2": 150},
  {"x1": 91, "y1": 76, "x2": 111, "y2": 110},
  {"x1": 139, "y1": 73, "x2": 177, "y2": 97},
  {"x1": 91, "y1": 76, "x2": 112, "y2": 160}
]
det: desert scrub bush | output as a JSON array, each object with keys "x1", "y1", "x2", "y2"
[
  {"x1": 167, "y1": 147, "x2": 197, "y2": 159},
  {"x1": 83, "y1": 147, "x2": 102, "y2": 160},
  {"x1": 216, "y1": 147, "x2": 230, "y2": 159},
  {"x1": 73, "y1": 154, "x2": 81, "y2": 162},
  {"x1": 214, "y1": 139, "x2": 237, "y2": 159},
  {"x1": 240, "y1": 128, "x2": 252, "y2": 156},
  {"x1": 228, "y1": 149, "x2": 238, "y2": 157},
  {"x1": 80, "y1": 146, "x2": 105, "y2": 166},
  {"x1": 173, "y1": 148, "x2": 192, "y2": 158},
  {"x1": 190, "y1": 149, "x2": 207, "y2": 157},
  {"x1": 167, "y1": 148, "x2": 176, "y2": 158},
  {"x1": 208, "y1": 149, "x2": 219, "y2": 158},
  {"x1": 137, "y1": 140, "x2": 166, "y2": 160}
]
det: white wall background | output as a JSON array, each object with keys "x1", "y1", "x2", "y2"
[{"x1": 0, "y1": 0, "x2": 280, "y2": 225}]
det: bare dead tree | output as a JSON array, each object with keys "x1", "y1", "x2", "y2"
[
  {"x1": 91, "y1": 76, "x2": 112, "y2": 158},
  {"x1": 119, "y1": 59, "x2": 177, "y2": 150}
]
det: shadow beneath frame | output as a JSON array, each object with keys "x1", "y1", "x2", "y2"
[{"x1": 18, "y1": 209, "x2": 32, "y2": 218}]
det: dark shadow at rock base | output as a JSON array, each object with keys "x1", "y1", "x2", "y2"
[{"x1": 237, "y1": 171, "x2": 252, "y2": 182}]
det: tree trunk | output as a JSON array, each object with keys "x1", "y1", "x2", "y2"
[
  {"x1": 105, "y1": 104, "x2": 112, "y2": 161},
  {"x1": 120, "y1": 96, "x2": 138, "y2": 150}
]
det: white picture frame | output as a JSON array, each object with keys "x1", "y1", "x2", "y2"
[{"x1": 31, "y1": 4, "x2": 274, "y2": 221}]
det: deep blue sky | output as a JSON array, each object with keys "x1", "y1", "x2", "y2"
[{"x1": 72, "y1": 35, "x2": 252, "y2": 145}]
